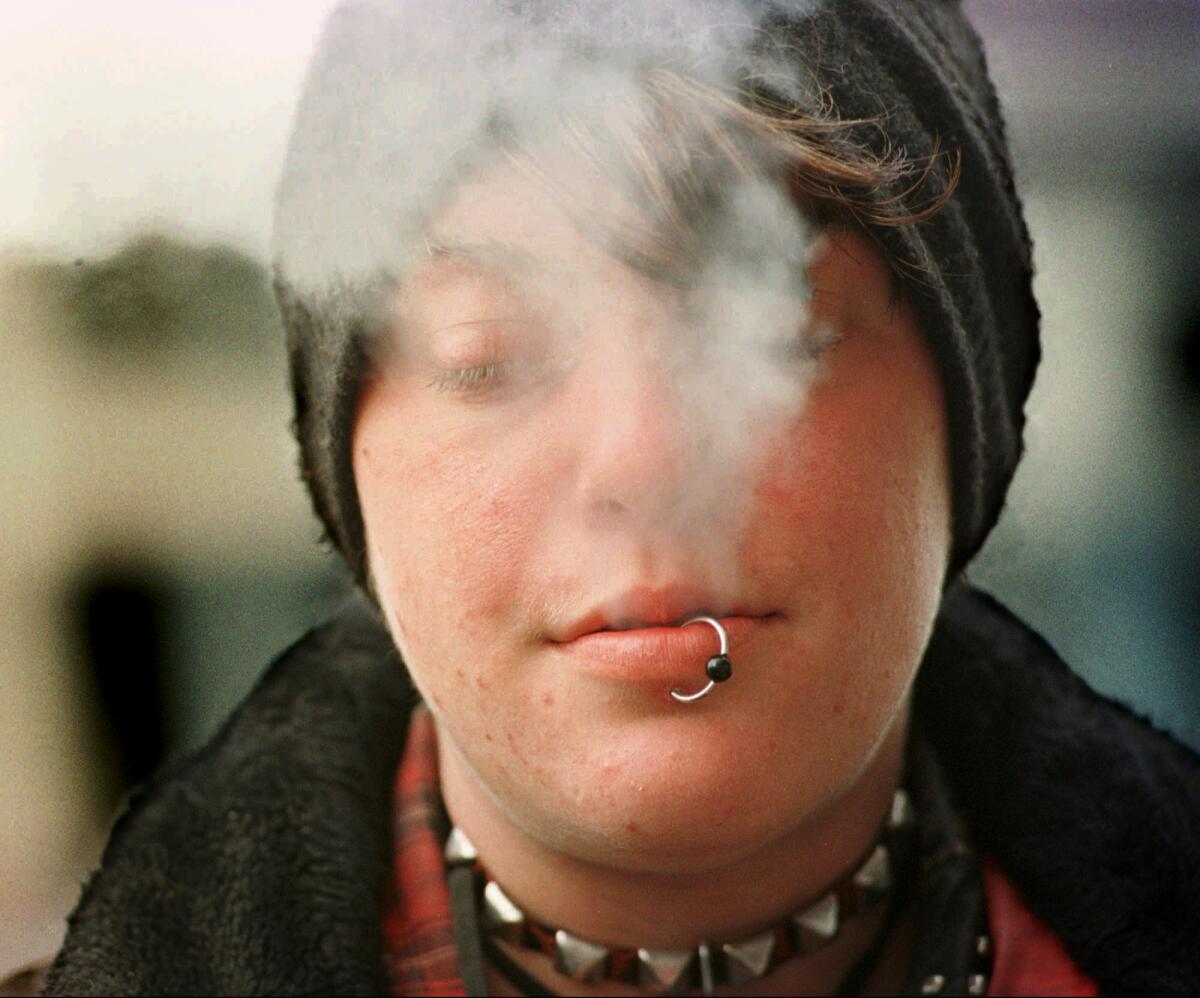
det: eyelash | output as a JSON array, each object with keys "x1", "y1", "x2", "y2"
[
  {"x1": 426, "y1": 362, "x2": 513, "y2": 395},
  {"x1": 772, "y1": 326, "x2": 843, "y2": 363},
  {"x1": 425, "y1": 326, "x2": 841, "y2": 399}
]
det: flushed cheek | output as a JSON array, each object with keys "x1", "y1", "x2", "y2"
[
  {"x1": 366, "y1": 440, "x2": 527, "y2": 615},
  {"x1": 734, "y1": 404, "x2": 940, "y2": 732},
  {"x1": 737, "y1": 408, "x2": 872, "y2": 600},
  {"x1": 357, "y1": 435, "x2": 578, "y2": 769}
]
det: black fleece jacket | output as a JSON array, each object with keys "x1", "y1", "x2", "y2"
[{"x1": 44, "y1": 584, "x2": 1200, "y2": 996}]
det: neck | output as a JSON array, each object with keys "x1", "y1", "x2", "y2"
[{"x1": 437, "y1": 704, "x2": 913, "y2": 995}]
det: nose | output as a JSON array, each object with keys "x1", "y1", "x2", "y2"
[{"x1": 572, "y1": 336, "x2": 701, "y2": 530}]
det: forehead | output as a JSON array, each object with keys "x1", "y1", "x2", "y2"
[
  {"x1": 429, "y1": 160, "x2": 634, "y2": 266},
  {"x1": 415, "y1": 155, "x2": 815, "y2": 309},
  {"x1": 410, "y1": 163, "x2": 686, "y2": 314}
]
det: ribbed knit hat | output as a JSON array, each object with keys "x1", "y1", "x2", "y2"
[{"x1": 273, "y1": 0, "x2": 1039, "y2": 585}]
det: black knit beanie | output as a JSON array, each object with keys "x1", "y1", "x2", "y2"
[{"x1": 273, "y1": 0, "x2": 1039, "y2": 586}]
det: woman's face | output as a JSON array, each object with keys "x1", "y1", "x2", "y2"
[{"x1": 353, "y1": 162, "x2": 952, "y2": 871}]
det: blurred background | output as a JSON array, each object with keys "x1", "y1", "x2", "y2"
[{"x1": 1, "y1": 0, "x2": 1197, "y2": 984}]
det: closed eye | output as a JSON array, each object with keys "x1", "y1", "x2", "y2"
[{"x1": 426, "y1": 361, "x2": 514, "y2": 395}]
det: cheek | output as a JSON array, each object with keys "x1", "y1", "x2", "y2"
[
  {"x1": 740, "y1": 340, "x2": 951, "y2": 668},
  {"x1": 352, "y1": 383, "x2": 544, "y2": 677}
]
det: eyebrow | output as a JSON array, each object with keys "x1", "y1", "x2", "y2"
[{"x1": 419, "y1": 237, "x2": 544, "y2": 281}]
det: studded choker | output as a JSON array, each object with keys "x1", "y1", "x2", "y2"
[{"x1": 443, "y1": 788, "x2": 917, "y2": 994}]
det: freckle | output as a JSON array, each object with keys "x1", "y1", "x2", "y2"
[
  {"x1": 542, "y1": 692, "x2": 554, "y2": 706},
  {"x1": 455, "y1": 668, "x2": 465, "y2": 680},
  {"x1": 475, "y1": 675, "x2": 487, "y2": 689},
  {"x1": 484, "y1": 733, "x2": 493, "y2": 742}
]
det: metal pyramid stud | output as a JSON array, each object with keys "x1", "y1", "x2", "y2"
[
  {"x1": 636, "y1": 947, "x2": 694, "y2": 990},
  {"x1": 482, "y1": 880, "x2": 525, "y2": 944},
  {"x1": 888, "y1": 788, "x2": 916, "y2": 831},
  {"x1": 443, "y1": 826, "x2": 478, "y2": 866},
  {"x1": 553, "y1": 929, "x2": 609, "y2": 983},
  {"x1": 920, "y1": 973, "x2": 946, "y2": 994},
  {"x1": 851, "y1": 843, "x2": 892, "y2": 911},
  {"x1": 721, "y1": 929, "x2": 776, "y2": 987},
  {"x1": 697, "y1": 941, "x2": 716, "y2": 995},
  {"x1": 792, "y1": 891, "x2": 840, "y2": 953}
]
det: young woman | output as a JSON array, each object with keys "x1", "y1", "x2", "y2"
[{"x1": 46, "y1": 2, "x2": 1199, "y2": 995}]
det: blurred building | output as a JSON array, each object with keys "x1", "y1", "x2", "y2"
[
  {"x1": 965, "y1": 0, "x2": 1200, "y2": 745},
  {"x1": 0, "y1": 234, "x2": 345, "y2": 980}
]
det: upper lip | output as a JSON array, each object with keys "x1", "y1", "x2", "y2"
[{"x1": 552, "y1": 583, "x2": 768, "y2": 643}]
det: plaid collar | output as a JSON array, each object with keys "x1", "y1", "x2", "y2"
[{"x1": 382, "y1": 706, "x2": 464, "y2": 996}]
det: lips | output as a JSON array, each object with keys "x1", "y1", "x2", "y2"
[
  {"x1": 552, "y1": 614, "x2": 778, "y2": 686},
  {"x1": 549, "y1": 584, "x2": 778, "y2": 687},
  {"x1": 552, "y1": 583, "x2": 764, "y2": 644}
]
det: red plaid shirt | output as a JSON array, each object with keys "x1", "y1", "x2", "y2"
[
  {"x1": 382, "y1": 707, "x2": 465, "y2": 996},
  {"x1": 381, "y1": 708, "x2": 1097, "y2": 997}
]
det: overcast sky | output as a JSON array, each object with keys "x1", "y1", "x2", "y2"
[{"x1": 1, "y1": 1, "x2": 337, "y2": 259}]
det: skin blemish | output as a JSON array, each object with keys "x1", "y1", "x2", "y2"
[
  {"x1": 754, "y1": 480, "x2": 792, "y2": 505},
  {"x1": 542, "y1": 691, "x2": 555, "y2": 707},
  {"x1": 626, "y1": 820, "x2": 639, "y2": 834}
]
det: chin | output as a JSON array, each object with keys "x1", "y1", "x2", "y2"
[
  {"x1": 542, "y1": 794, "x2": 787, "y2": 876},
  {"x1": 511, "y1": 719, "x2": 836, "y2": 872}
]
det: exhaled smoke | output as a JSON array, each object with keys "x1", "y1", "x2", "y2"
[{"x1": 276, "y1": 0, "x2": 829, "y2": 593}]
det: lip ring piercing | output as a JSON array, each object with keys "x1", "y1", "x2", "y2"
[{"x1": 670, "y1": 616, "x2": 733, "y2": 703}]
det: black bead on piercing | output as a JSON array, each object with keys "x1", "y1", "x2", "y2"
[
  {"x1": 671, "y1": 616, "x2": 733, "y2": 703},
  {"x1": 706, "y1": 654, "x2": 733, "y2": 683}
]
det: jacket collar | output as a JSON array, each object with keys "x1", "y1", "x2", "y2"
[
  {"x1": 46, "y1": 586, "x2": 1200, "y2": 994},
  {"x1": 916, "y1": 582, "x2": 1200, "y2": 992}
]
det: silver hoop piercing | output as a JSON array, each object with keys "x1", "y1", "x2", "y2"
[{"x1": 670, "y1": 615, "x2": 733, "y2": 703}]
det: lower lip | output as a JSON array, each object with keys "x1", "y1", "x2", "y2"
[{"x1": 551, "y1": 615, "x2": 780, "y2": 686}]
